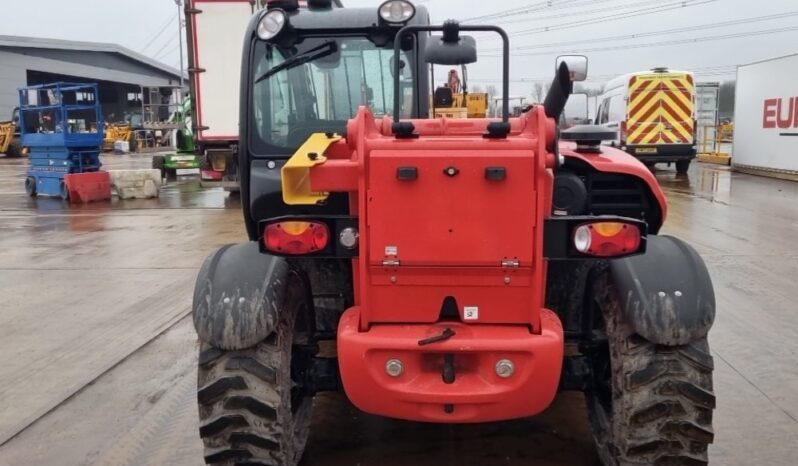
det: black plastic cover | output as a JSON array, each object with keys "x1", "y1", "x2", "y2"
[{"x1": 609, "y1": 235, "x2": 715, "y2": 346}]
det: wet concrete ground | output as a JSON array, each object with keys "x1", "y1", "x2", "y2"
[{"x1": 0, "y1": 153, "x2": 797, "y2": 465}]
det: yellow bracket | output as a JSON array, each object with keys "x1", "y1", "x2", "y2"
[{"x1": 282, "y1": 132, "x2": 342, "y2": 205}]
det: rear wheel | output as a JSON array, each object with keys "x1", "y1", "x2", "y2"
[
  {"x1": 676, "y1": 160, "x2": 691, "y2": 175},
  {"x1": 585, "y1": 272, "x2": 715, "y2": 466},
  {"x1": 25, "y1": 176, "x2": 36, "y2": 197},
  {"x1": 197, "y1": 269, "x2": 315, "y2": 466}
]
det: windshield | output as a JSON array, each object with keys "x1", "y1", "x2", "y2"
[{"x1": 250, "y1": 36, "x2": 416, "y2": 156}]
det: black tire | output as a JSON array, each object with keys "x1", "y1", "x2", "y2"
[
  {"x1": 166, "y1": 168, "x2": 178, "y2": 180},
  {"x1": 59, "y1": 181, "x2": 69, "y2": 201},
  {"x1": 585, "y1": 272, "x2": 715, "y2": 466},
  {"x1": 152, "y1": 156, "x2": 166, "y2": 180},
  {"x1": 129, "y1": 135, "x2": 138, "y2": 153},
  {"x1": 676, "y1": 160, "x2": 691, "y2": 175},
  {"x1": 25, "y1": 176, "x2": 36, "y2": 197},
  {"x1": 5, "y1": 140, "x2": 23, "y2": 158},
  {"x1": 197, "y1": 269, "x2": 315, "y2": 466}
]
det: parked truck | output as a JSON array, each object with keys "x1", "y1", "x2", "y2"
[{"x1": 186, "y1": 0, "x2": 343, "y2": 190}]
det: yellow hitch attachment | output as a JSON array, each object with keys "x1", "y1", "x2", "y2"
[{"x1": 281, "y1": 132, "x2": 342, "y2": 205}]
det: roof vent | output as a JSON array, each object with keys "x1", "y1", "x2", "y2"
[{"x1": 651, "y1": 67, "x2": 669, "y2": 73}]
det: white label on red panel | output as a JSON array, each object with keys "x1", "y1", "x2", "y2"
[
  {"x1": 385, "y1": 246, "x2": 398, "y2": 256},
  {"x1": 464, "y1": 306, "x2": 479, "y2": 321}
]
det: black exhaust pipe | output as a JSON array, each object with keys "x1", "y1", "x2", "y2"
[{"x1": 543, "y1": 62, "x2": 573, "y2": 120}]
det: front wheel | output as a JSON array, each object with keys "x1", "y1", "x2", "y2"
[
  {"x1": 585, "y1": 272, "x2": 715, "y2": 466},
  {"x1": 197, "y1": 269, "x2": 315, "y2": 466}
]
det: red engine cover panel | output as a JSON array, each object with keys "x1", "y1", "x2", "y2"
[{"x1": 367, "y1": 150, "x2": 537, "y2": 267}]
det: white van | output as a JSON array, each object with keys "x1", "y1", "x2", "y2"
[{"x1": 596, "y1": 68, "x2": 697, "y2": 173}]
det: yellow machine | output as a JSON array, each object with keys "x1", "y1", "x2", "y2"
[
  {"x1": 103, "y1": 123, "x2": 134, "y2": 151},
  {"x1": 718, "y1": 121, "x2": 734, "y2": 142},
  {"x1": 432, "y1": 92, "x2": 488, "y2": 118},
  {"x1": 0, "y1": 108, "x2": 26, "y2": 157},
  {"x1": 430, "y1": 67, "x2": 488, "y2": 118}
]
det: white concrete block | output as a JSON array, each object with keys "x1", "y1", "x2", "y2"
[{"x1": 108, "y1": 169, "x2": 162, "y2": 199}]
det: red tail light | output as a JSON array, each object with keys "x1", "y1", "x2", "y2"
[
  {"x1": 264, "y1": 221, "x2": 329, "y2": 255},
  {"x1": 620, "y1": 120, "x2": 627, "y2": 142},
  {"x1": 573, "y1": 221, "x2": 642, "y2": 257}
]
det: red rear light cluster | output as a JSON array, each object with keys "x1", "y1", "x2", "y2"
[
  {"x1": 573, "y1": 221, "x2": 642, "y2": 257},
  {"x1": 264, "y1": 221, "x2": 329, "y2": 255}
]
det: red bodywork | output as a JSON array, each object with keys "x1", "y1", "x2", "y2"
[{"x1": 303, "y1": 106, "x2": 666, "y2": 423}]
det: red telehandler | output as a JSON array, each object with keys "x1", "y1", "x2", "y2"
[{"x1": 192, "y1": 2, "x2": 716, "y2": 465}]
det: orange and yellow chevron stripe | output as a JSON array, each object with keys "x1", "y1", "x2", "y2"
[{"x1": 626, "y1": 73, "x2": 695, "y2": 145}]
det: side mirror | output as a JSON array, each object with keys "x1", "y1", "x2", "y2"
[
  {"x1": 556, "y1": 55, "x2": 588, "y2": 82},
  {"x1": 425, "y1": 35, "x2": 477, "y2": 65}
]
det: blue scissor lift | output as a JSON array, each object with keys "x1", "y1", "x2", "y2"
[{"x1": 20, "y1": 82, "x2": 104, "y2": 199}]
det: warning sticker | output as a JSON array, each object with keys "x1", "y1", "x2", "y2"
[
  {"x1": 463, "y1": 306, "x2": 479, "y2": 321},
  {"x1": 385, "y1": 245, "x2": 398, "y2": 256}
]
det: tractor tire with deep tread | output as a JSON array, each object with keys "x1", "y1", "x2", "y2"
[
  {"x1": 197, "y1": 269, "x2": 315, "y2": 466},
  {"x1": 676, "y1": 160, "x2": 691, "y2": 175},
  {"x1": 585, "y1": 272, "x2": 715, "y2": 466}
]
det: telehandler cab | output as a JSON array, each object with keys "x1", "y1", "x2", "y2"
[{"x1": 192, "y1": 2, "x2": 716, "y2": 465}]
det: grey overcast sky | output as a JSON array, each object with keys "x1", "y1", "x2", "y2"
[{"x1": 3, "y1": 0, "x2": 798, "y2": 97}]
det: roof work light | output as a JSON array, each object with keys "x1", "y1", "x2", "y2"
[
  {"x1": 257, "y1": 9, "x2": 288, "y2": 40},
  {"x1": 378, "y1": 0, "x2": 416, "y2": 24}
]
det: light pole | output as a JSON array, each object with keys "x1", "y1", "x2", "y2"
[{"x1": 175, "y1": 0, "x2": 185, "y2": 104}]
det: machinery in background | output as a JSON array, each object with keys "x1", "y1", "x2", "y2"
[
  {"x1": 0, "y1": 107, "x2": 27, "y2": 157},
  {"x1": 718, "y1": 120, "x2": 734, "y2": 142},
  {"x1": 152, "y1": 97, "x2": 199, "y2": 179},
  {"x1": 20, "y1": 82, "x2": 105, "y2": 200},
  {"x1": 103, "y1": 86, "x2": 183, "y2": 153},
  {"x1": 490, "y1": 96, "x2": 529, "y2": 117},
  {"x1": 431, "y1": 66, "x2": 488, "y2": 118},
  {"x1": 103, "y1": 120, "x2": 135, "y2": 152}
]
